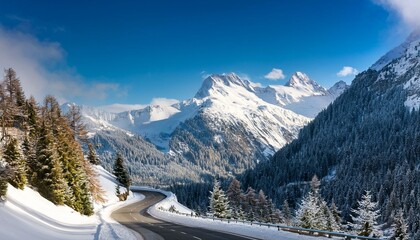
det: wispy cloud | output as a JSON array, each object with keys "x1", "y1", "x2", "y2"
[
  {"x1": 264, "y1": 68, "x2": 285, "y2": 81},
  {"x1": 375, "y1": 0, "x2": 420, "y2": 28},
  {"x1": 0, "y1": 26, "x2": 122, "y2": 104},
  {"x1": 337, "y1": 66, "x2": 358, "y2": 77},
  {"x1": 100, "y1": 98, "x2": 179, "y2": 113}
]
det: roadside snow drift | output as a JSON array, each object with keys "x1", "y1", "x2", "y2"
[{"x1": 0, "y1": 166, "x2": 143, "y2": 240}]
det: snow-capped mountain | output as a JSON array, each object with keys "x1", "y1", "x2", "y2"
[
  {"x1": 77, "y1": 72, "x2": 347, "y2": 180},
  {"x1": 371, "y1": 30, "x2": 420, "y2": 110},
  {"x1": 255, "y1": 72, "x2": 348, "y2": 117}
]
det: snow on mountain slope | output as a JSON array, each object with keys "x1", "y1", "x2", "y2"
[
  {"x1": 255, "y1": 72, "x2": 328, "y2": 107},
  {"x1": 373, "y1": 30, "x2": 420, "y2": 110},
  {"x1": 255, "y1": 73, "x2": 347, "y2": 118},
  {"x1": 283, "y1": 80, "x2": 349, "y2": 117},
  {"x1": 371, "y1": 30, "x2": 420, "y2": 71},
  {"x1": 80, "y1": 72, "x2": 347, "y2": 153},
  {"x1": 0, "y1": 166, "x2": 142, "y2": 240},
  {"x1": 193, "y1": 73, "x2": 310, "y2": 150}
]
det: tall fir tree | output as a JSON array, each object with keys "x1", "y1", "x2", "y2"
[
  {"x1": 3, "y1": 137, "x2": 27, "y2": 189},
  {"x1": 330, "y1": 202, "x2": 343, "y2": 230},
  {"x1": 113, "y1": 152, "x2": 131, "y2": 188},
  {"x1": 282, "y1": 200, "x2": 293, "y2": 226},
  {"x1": 350, "y1": 190, "x2": 382, "y2": 237},
  {"x1": 35, "y1": 123, "x2": 66, "y2": 205},
  {"x1": 65, "y1": 104, "x2": 88, "y2": 143},
  {"x1": 226, "y1": 178, "x2": 243, "y2": 219},
  {"x1": 87, "y1": 143, "x2": 100, "y2": 165},
  {"x1": 295, "y1": 175, "x2": 339, "y2": 230},
  {"x1": 0, "y1": 161, "x2": 10, "y2": 200},
  {"x1": 209, "y1": 179, "x2": 230, "y2": 219},
  {"x1": 390, "y1": 209, "x2": 408, "y2": 240},
  {"x1": 243, "y1": 187, "x2": 257, "y2": 221}
]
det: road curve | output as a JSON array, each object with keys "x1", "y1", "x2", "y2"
[{"x1": 111, "y1": 190, "x2": 260, "y2": 240}]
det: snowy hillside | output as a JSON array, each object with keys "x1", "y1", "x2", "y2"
[
  {"x1": 0, "y1": 166, "x2": 141, "y2": 240},
  {"x1": 371, "y1": 30, "x2": 420, "y2": 110}
]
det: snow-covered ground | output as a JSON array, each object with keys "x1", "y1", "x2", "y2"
[
  {"x1": 0, "y1": 166, "x2": 144, "y2": 240},
  {"x1": 147, "y1": 188, "x2": 332, "y2": 240},
  {"x1": 1, "y1": 169, "x2": 344, "y2": 240}
]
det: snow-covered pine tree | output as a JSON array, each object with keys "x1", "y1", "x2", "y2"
[
  {"x1": 296, "y1": 175, "x2": 320, "y2": 229},
  {"x1": 0, "y1": 160, "x2": 10, "y2": 200},
  {"x1": 390, "y1": 209, "x2": 408, "y2": 240},
  {"x1": 3, "y1": 137, "x2": 27, "y2": 189},
  {"x1": 295, "y1": 190, "x2": 319, "y2": 229},
  {"x1": 35, "y1": 122, "x2": 67, "y2": 205},
  {"x1": 87, "y1": 143, "x2": 100, "y2": 165},
  {"x1": 282, "y1": 200, "x2": 293, "y2": 226},
  {"x1": 351, "y1": 190, "x2": 382, "y2": 237},
  {"x1": 320, "y1": 200, "x2": 340, "y2": 231},
  {"x1": 113, "y1": 152, "x2": 131, "y2": 189},
  {"x1": 209, "y1": 179, "x2": 230, "y2": 219},
  {"x1": 330, "y1": 202, "x2": 343, "y2": 230}
]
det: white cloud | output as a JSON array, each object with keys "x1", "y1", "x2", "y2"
[
  {"x1": 264, "y1": 68, "x2": 285, "y2": 80},
  {"x1": 337, "y1": 66, "x2": 359, "y2": 77},
  {"x1": 0, "y1": 26, "x2": 122, "y2": 104},
  {"x1": 100, "y1": 98, "x2": 179, "y2": 113},
  {"x1": 150, "y1": 98, "x2": 179, "y2": 106},
  {"x1": 376, "y1": 0, "x2": 420, "y2": 28},
  {"x1": 99, "y1": 103, "x2": 147, "y2": 113}
]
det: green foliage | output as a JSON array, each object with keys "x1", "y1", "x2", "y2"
[
  {"x1": 209, "y1": 179, "x2": 230, "y2": 219},
  {"x1": 390, "y1": 209, "x2": 408, "y2": 240},
  {"x1": 113, "y1": 152, "x2": 131, "y2": 188},
  {"x1": 3, "y1": 138, "x2": 27, "y2": 189},
  {"x1": 0, "y1": 164, "x2": 10, "y2": 199},
  {"x1": 87, "y1": 143, "x2": 100, "y2": 165},
  {"x1": 350, "y1": 191, "x2": 382, "y2": 237}
]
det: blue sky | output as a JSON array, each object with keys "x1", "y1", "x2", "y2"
[{"x1": 0, "y1": 0, "x2": 417, "y2": 108}]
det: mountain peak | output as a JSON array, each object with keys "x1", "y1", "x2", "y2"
[
  {"x1": 371, "y1": 30, "x2": 420, "y2": 71},
  {"x1": 285, "y1": 72, "x2": 327, "y2": 95},
  {"x1": 328, "y1": 80, "x2": 349, "y2": 96},
  {"x1": 194, "y1": 73, "x2": 252, "y2": 98}
]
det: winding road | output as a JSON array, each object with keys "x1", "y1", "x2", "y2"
[{"x1": 111, "y1": 191, "x2": 260, "y2": 240}]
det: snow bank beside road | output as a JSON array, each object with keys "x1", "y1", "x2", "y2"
[
  {"x1": 0, "y1": 166, "x2": 144, "y2": 240},
  {"x1": 146, "y1": 187, "x2": 330, "y2": 240},
  {"x1": 130, "y1": 186, "x2": 193, "y2": 215}
]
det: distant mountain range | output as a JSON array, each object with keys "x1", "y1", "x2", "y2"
[{"x1": 65, "y1": 71, "x2": 347, "y2": 185}]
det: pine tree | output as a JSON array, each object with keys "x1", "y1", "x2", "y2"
[
  {"x1": 330, "y1": 202, "x2": 343, "y2": 230},
  {"x1": 226, "y1": 178, "x2": 243, "y2": 219},
  {"x1": 295, "y1": 190, "x2": 319, "y2": 229},
  {"x1": 3, "y1": 138, "x2": 27, "y2": 189},
  {"x1": 113, "y1": 152, "x2": 131, "y2": 188},
  {"x1": 87, "y1": 143, "x2": 100, "y2": 165},
  {"x1": 65, "y1": 104, "x2": 88, "y2": 143},
  {"x1": 243, "y1": 187, "x2": 257, "y2": 221},
  {"x1": 390, "y1": 209, "x2": 408, "y2": 240},
  {"x1": 321, "y1": 200, "x2": 339, "y2": 231},
  {"x1": 351, "y1": 190, "x2": 382, "y2": 237},
  {"x1": 295, "y1": 175, "x2": 335, "y2": 230},
  {"x1": 282, "y1": 200, "x2": 293, "y2": 226},
  {"x1": 256, "y1": 190, "x2": 269, "y2": 222},
  {"x1": 35, "y1": 123, "x2": 66, "y2": 205},
  {"x1": 209, "y1": 179, "x2": 230, "y2": 218},
  {"x1": 0, "y1": 161, "x2": 11, "y2": 200}
]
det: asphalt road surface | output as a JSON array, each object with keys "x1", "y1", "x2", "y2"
[{"x1": 111, "y1": 191, "x2": 260, "y2": 240}]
